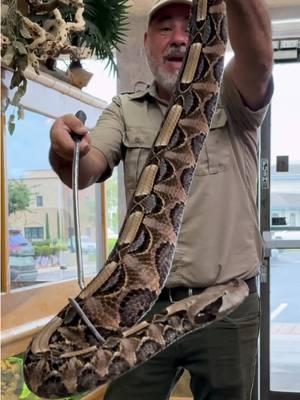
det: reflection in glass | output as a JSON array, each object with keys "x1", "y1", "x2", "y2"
[
  {"x1": 6, "y1": 107, "x2": 98, "y2": 289},
  {"x1": 270, "y1": 249, "x2": 300, "y2": 393},
  {"x1": 269, "y1": 62, "x2": 300, "y2": 393},
  {"x1": 106, "y1": 168, "x2": 119, "y2": 253}
]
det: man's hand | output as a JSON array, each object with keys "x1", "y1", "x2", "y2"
[
  {"x1": 49, "y1": 114, "x2": 109, "y2": 189},
  {"x1": 50, "y1": 113, "x2": 90, "y2": 161}
]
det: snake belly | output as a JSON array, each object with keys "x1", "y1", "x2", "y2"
[{"x1": 23, "y1": 0, "x2": 249, "y2": 398}]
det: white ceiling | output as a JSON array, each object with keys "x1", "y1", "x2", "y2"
[
  {"x1": 130, "y1": 0, "x2": 300, "y2": 37},
  {"x1": 267, "y1": 0, "x2": 300, "y2": 37},
  {"x1": 267, "y1": 0, "x2": 300, "y2": 7},
  {"x1": 132, "y1": 0, "x2": 300, "y2": 16}
]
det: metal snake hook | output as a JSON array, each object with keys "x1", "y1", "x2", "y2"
[{"x1": 72, "y1": 110, "x2": 87, "y2": 290}]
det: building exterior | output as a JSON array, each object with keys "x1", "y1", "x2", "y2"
[
  {"x1": 271, "y1": 163, "x2": 300, "y2": 228},
  {"x1": 8, "y1": 169, "x2": 97, "y2": 244}
]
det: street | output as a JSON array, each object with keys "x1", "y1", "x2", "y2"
[
  {"x1": 270, "y1": 251, "x2": 300, "y2": 323},
  {"x1": 269, "y1": 250, "x2": 300, "y2": 393},
  {"x1": 36, "y1": 261, "x2": 97, "y2": 283}
]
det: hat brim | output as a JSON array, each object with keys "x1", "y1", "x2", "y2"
[{"x1": 148, "y1": 0, "x2": 192, "y2": 24}]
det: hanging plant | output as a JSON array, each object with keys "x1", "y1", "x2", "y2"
[
  {"x1": 1, "y1": 0, "x2": 129, "y2": 132},
  {"x1": 71, "y1": 0, "x2": 129, "y2": 72}
]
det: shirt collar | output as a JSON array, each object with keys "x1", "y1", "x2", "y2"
[{"x1": 128, "y1": 81, "x2": 169, "y2": 106}]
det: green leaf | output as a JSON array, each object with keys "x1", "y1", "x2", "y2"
[
  {"x1": 20, "y1": 25, "x2": 33, "y2": 40},
  {"x1": 10, "y1": 70, "x2": 24, "y2": 89},
  {"x1": 19, "y1": 383, "x2": 32, "y2": 399},
  {"x1": 7, "y1": 356, "x2": 23, "y2": 366},
  {"x1": 17, "y1": 106, "x2": 25, "y2": 120},
  {"x1": 62, "y1": 0, "x2": 129, "y2": 72},
  {"x1": 12, "y1": 91, "x2": 23, "y2": 106},
  {"x1": 17, "y1": 54, "x2": 29, "y2": 72},
  {"x1": 11, "y1": 79, "x2": 27, "y2": 106},
  {"x1": 2, "y1": 45, "x2": 16, "y2": 66},
  {"x1": 8, "y1": 120, "x2": 15, "y2": 135},
  {"x1": 12, "y1": 40, "x2": 28, "y2": 55}
]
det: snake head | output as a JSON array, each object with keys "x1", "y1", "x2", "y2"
[
  {"x1": 187, "y1": 279, "x2": 249, "y2": 325},
  {"x1": 218, "y1": 279, "x2": 250, "y2": 315}
]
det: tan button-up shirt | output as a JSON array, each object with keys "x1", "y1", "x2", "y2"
[{"x1": 91, "y1": 68, "x2": 272, "y2": 288}]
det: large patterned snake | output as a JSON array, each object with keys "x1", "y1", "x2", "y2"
[{"x1": 24, "y1": 1, "x2": 249, "y2": 397}]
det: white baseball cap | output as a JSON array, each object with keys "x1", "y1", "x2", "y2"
[{"x1": 148, "y1": 0, "x2": 192, "y2": 23}]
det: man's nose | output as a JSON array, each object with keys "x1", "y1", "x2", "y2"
[{"x1": 170, "y1": 28, "x2": 188, "y2": 46}]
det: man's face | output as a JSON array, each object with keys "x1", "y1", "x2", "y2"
[{"x1": 144, "y1": 4, "x2": 191, "y2": 96}]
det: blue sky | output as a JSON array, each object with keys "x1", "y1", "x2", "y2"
[
  {"x1": 6, "y1": 108, "x2": 54, "y2": 179},
  {"x1": 6, "y1": 59, "x2": 117, "y2": 180}
]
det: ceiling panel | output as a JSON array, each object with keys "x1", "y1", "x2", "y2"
[{"x1": 131, "y1": 0, "x2": 300, "y2": 13}]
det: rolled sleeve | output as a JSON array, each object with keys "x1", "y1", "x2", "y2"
[
  {"x1": 221, "y1": 67, "x2": 274, "y2": 131},
  {"x1": 91, "y1": 96, "x2": 124, "y2": 181}
]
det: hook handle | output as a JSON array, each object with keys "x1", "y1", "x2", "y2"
[
  {"x1": 72, "y1": 110, "x2": 87, "y2": 142},
  {"x1": 72, "y1": 110, "x2": 87, "y2": 290}
]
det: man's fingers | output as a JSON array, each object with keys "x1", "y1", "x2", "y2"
[
  {"x1": 78, "y1": 132, "x2": 91, "y2": 156},
  {"x1": 63, "y1": 114, "x2": 88, "y2": 136},
  {"x1": 50, "y1": 114, "x2": 90, "y2": 161}
]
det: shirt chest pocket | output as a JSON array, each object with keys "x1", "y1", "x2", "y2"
[
  {"x1": 122, "y1": 128, "x2": 155, "y2": 191},
  {"x1": 122, "y1": 108, "x2": 231, "y2": 192},
  {"x1": 195, "y1": 108, "x2": 231, "y2": 176}
]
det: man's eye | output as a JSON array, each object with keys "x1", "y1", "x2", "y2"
[{"x1": 160, "y1": 26, "x2": 172, "y2": 32}]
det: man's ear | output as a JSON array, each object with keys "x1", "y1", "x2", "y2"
[{"x1": 144, "y1": 31, "x2": 148, "y2": 48}]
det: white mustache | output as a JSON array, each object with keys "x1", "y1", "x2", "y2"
[{"x1": 164, "y1": 46, "x2": 186, "y2": 61}]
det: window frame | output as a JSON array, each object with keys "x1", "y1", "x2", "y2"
[
  {"x1": 36, "y1": 195, "x2": 44, "y2": 207},
  {"x1": 1, "y1": 66, "x2": 109, "y2": 359}
]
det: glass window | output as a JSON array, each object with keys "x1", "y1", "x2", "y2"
[
  {"x1": 6, "y1": 106, "x2": 99, "y2": 289},
  {"x1": 269, "y1": 62, "x2": 300, "y2": 393},
  {"x1": 106, "y1": 168, "x2": 119, "y2": 253},
  {"x1": 36, "y1": 195, "x2": 43, "y2": 207},
  {"x1": 24, "y1": 227, "x2": 44, "y2": 240}
]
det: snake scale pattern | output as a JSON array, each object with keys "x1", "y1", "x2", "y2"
[{"x1": 24, "y1": 1, "x2": 249, "y2": 397}]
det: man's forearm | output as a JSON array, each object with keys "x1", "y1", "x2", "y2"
[
  {"x1": 226, "y1": 0, "x2": 273, "y2": 70},
  {"x1": 49, "y1": 146, "x2": 106, "y2": 189},
  {"x1": 49, "y1": 147, "x2": 74, "y2": 187},
  {"x1": 225, "y1": 0, "x2": 273, "y2": 109}
]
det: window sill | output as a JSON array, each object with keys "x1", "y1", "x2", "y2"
[{"x1": 1, "y1": 278, "x2": 92, "y2": 358}]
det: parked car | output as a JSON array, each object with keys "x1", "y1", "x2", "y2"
[
  {"x1": 9, "y1": 229, "x2": 38, "y2": 283},
  {"x1": 80, "y1": 236, "x2": 97, "y2": 253},
  {"x1": 70, "y1": 235, "x2": 97, "y2": 253}
]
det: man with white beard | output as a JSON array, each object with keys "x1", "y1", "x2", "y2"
[{"x1": 49, "y1": 0, "x2": 273, "y2": 398}]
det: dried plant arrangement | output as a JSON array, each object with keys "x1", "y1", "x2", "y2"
[{"x1": 1, "y1": 0, "x2": 128, "y2": 131}]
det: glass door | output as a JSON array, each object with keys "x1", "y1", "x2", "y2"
[{"x1": 260, "y1": 57, "x2": 300, "y2": 399}]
